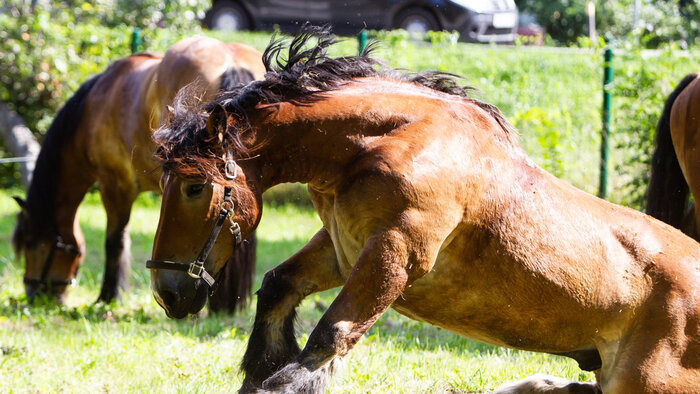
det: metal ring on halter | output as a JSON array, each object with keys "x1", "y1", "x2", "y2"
[
  {"x1": 224, "y1": 159, "x2": 237, "y2": 180},
  {"x1": 221, "y1": 199, "x2": 234, "y2": 211},
  {"x1": 187, "y1": 262, "x2": 205, "y2": 279}
]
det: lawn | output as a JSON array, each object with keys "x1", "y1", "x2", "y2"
[{"x1": 0, "y1": 188, "x2": 593, "y2": 392}]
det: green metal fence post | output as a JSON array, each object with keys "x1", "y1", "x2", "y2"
[
  {"x1": 130, "y1": 28, "x2": 142, "y2": 54},
  {"x1": 358, "y1": 30, "x2": 368, "y2": 55},
  {"x1": 599, "y1": 47, "x2": 613, "y2": 199}
]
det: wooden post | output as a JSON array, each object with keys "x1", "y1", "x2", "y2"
[{"x1": 599, "y1": 48, "x2": 613, "y2": 199}]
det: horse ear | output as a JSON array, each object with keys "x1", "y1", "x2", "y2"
[
  {"x1": 13, "y1": 196, "x2": 28, "y2": 211},
  {"x1": 206, "y1": 104, "x2": 227, "y2": 143}
]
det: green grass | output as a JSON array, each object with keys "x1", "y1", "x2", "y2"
[{"x1": 0, "y1": 188, "x2": 593, "y2": 392}]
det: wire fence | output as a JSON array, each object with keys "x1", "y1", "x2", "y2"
[{"x1": 0, "y1": 156, "x2": 36, "y2": 164}]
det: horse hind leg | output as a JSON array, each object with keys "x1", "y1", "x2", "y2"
[
  {"x1": 493, "y1": 374, "x2": 600, "y2": 394},
  {"x1": 239, "y1": 228, "x2": 343, "y2": 392},
  {"x1": 99, "y1": 220, "x2": 131, "y2": 302}
]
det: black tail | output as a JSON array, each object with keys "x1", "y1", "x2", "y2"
[
  {"x1": 207, "y1": 232, "x2": 257, "y2": 313},
  {"x1": 646, "y1": 73, "x2": 698, "y2": 227},
  {"x1": 22, "y1": 74, "x2": 102, "y2": 233},
  {"x1": 219, "y1": 67, "x2": 256, "y2": 91}
]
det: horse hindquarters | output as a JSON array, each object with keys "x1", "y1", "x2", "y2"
[{"x1": 596, "y1": 274, "x2": 700, "y2": 392}]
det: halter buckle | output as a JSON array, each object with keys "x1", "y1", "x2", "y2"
[
  {"x1": 224, "y1": 159, "x2": 237, "y2": 180},
  {"x1": 187, "y1": 262, "x2": 205, "y2": 279}
]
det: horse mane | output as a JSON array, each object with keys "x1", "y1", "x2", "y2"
[
  {"x1": 155, "y1": 25, "x2": 516, "y2": 181},
  {"x1": 12, "y1": 73, "x2": 102, "y2": 252}
]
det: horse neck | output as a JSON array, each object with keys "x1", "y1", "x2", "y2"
[
  {"x1": 26, "y1": 138, "x2": 94, "y2": 240},
  {"x1": 248, "y1": 102, "x2": 395, "y2": 192}
]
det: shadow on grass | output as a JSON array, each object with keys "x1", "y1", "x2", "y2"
[{"x1": 1, "y1": 206, "x2": 510, "y2": 358}]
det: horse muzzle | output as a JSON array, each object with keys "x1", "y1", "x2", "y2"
[
  {"x1": 150, "y1": 271, "x2": 208, "y2": 319},
  {"x1": 24, "y1": 280, "x2": 70, "y2": 304}
]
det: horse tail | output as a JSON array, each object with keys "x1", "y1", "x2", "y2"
[
  {"x1": 219, "y1": 67, "x2": 256, "y2": 91},
  {"x1": 207, "y1": 232, "x2": 257, "y2": 314},
  {"x1": 646, "y1": 73, "x2": 698, "y2": 227}
]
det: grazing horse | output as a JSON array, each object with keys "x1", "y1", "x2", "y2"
[
  {"x1": 12, "y1": 36, "x2": 264, "y2": 308},
  {"x1": 149, "y1": 28, "x2": 700, "y2": 393},
  {"x1": 647, "y1": 73, "x2": 700, "y2": 241}
]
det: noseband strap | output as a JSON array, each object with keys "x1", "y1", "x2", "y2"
[
  {"x1": 146, "y1": 185, "x2": 243, "y2": 289},
  {"x1": 23, "y1": 235, "x2": 82, "y2": 288}
]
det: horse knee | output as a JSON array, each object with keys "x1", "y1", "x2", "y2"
[
  {"x1": 257, "y1": 270, "x2": 295, "y2": 312},
  {"x1": 241, "y1": 270, "x2": 303, "y2": 387}
]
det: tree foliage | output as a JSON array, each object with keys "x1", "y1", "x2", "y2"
[
  {"x1": 0, "y1": 0, "x2": 207, "y2": 134},
  {"x1": 516, "y1": 0, "x2": 700, "y2": 48},
  {"x1": 0, "y1": 0, "x2": 207, "y2": 186}
]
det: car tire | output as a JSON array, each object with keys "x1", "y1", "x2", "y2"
[
  {"x1": 393, "y1": 8, "x2": 440, "y2": 36},
  {"x1": 207, "y1": 1, "x2": 251, "y2": 31}
]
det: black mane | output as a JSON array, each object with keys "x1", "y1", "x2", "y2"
[
  {"x1": 12, "y1": 73, "x2": 101, "y2": 253},
  {"x1": 155, "y1": 25, "x2": 516, "y2": 179}
]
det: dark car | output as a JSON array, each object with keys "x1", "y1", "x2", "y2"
[{"x1": 205, "y1": 0, "x2": 518, "y2": 43}]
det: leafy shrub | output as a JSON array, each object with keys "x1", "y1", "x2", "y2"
[
  {"x1": 516, "y1": 0, "x2": 700, "y2": 48},
  {"x1": 610, "y1": 46, "x2": 700, "y2": 208},
  {"x1": 0, "y1": 0, "x2": 207, "y2": 135}
]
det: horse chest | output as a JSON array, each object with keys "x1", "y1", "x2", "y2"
[
  {"x1": 327, "y1": 220, "x2": 363, "y2": 278},
  {"x1": 311, "y1": 212, "x2": 360, "y2": 278}
]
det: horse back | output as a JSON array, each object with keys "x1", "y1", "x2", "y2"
[
  {"x1": 76, "y1": 53, "x2": 162, "y2": 187},
  {"x1": 153, "y1": 36, "x2": 265, "y2": 106}
]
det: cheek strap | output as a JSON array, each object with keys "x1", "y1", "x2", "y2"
[{"x1": 146, "y1": 186, "x2": 242, "y2": 289}]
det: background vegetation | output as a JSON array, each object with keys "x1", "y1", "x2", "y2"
[
  {"x1": 3, "y1": 0, "x2": 700, "y2": 207},
  {"x1": 515, "y1": 0, "x2": 700, "y2": 48}
]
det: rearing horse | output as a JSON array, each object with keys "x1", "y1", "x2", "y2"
[
  {"x1": 149, "y1": 28, "x2": 700, "y2": 392},
  {"x1": 647, "y1": 72, "x2": 700, "y2": 241},
  {"x1": 12, "y1": 36, "x2": 264, "y2": 306}
]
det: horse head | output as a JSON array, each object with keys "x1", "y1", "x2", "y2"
[
  {"x1": 12, "y1": 196, "x2": 84, "y2": 303},
  {"x1": 149, "y1": 104, "x2": 261, "y2": 318}
]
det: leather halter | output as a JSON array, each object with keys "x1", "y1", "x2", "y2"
[
  {"x1": 146, "y1": 159, "x2": 243, "y2": 289},
  {"x1": 23, "y1": 235, "x2": 82, "y2": 289}
]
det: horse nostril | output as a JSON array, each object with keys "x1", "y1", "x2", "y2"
[{"x1": 158, "y1": 288, "x2": 180, "y2": 308}]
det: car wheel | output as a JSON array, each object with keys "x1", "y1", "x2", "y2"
[
  {"x1": 207, "y1": 1, "x2": 250, "y2": 31},
  {"x1": 393, "y1": 8, "x2": 440, "y2": 36}
]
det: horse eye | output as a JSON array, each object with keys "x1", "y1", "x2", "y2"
[{"x1": 184, "y1": 183, "x2": 206, "y2": 197}]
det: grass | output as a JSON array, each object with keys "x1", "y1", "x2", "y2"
[{"x1": 0, "y1": 188, "x2": 593, "y2": 393}]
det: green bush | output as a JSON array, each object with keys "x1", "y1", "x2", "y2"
[
  {"x1": 0, "y1": 0, "x2": 207, "y2": 135},
  {"x1": 610, "y1": 45, "x2": 700, "y2": 208},
  {"x1": 3, "y1": 3, "x2": 700, "y2": 209},
  {"x1": 516, "y1": 0, "x2": 700, "y2": 48}
]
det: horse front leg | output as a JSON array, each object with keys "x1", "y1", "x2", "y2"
[
  {"x1": 240, "y1": 227, "x2": 344, "y2": 392},
  {"x1": 260, "y1": 228, "x2": 431, "y2": 393},
  {"x1": 97, "y1": 180, "x2": 137, "y2": 303}
]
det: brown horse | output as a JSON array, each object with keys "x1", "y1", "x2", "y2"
[
  {"x1": 149, "y1": 28, "x2": 700, "y2": 392},
  {"x1": 12, "y1": 36, "x2": 264, "y2": 308},
  {"x1": 647, "y1": 73, "x2": 700, "y2": 241}
]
